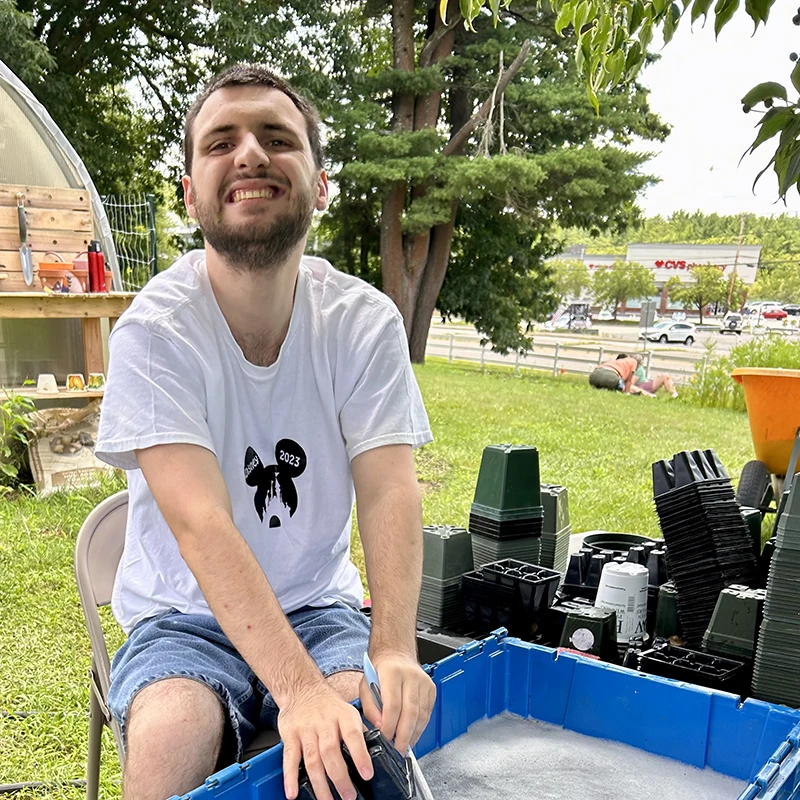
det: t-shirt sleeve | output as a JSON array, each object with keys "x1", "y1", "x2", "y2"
[
  {"x1": 95, "y1": 322, "x2": 214, "y2": 470},
  {"x1": 338, "y1": 312, "x2": 433, "y2": 461}
]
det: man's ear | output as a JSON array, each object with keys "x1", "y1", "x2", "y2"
[
  {"x1": 182, "y1": 176, "x2": 197, "y2": 219},
  {"x1": 316, "y1": 171, "x2": 329, "y2": 212}
]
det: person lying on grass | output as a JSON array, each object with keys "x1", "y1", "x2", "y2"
[
  {"x1": 96, "y1": 63, "x2": 435, "y2": 800},
  {"x1": 631, "y1": 365, "x2": 680, "y2": 399},
  {"x1": 588, "y1": 353, "x2": 645, "y2": 394}
]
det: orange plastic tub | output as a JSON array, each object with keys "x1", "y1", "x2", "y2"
[{"x1": 731, "y1": 368, "x2": 800, "y2": 476}]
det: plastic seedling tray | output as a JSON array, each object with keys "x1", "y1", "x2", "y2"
[
  {"x1": 638, "y1": 641, "x2": 748, "y2": 696},
  {"x1": 481, "y1": 559, "x2": 560, "y2": 613},
  {"x1": 172, "y1": 631, "x2": 800, "y2": 800}
]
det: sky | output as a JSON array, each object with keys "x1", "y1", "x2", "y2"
[{"x1": 633, "y1": 4, "x2": 800, "y2": 219}]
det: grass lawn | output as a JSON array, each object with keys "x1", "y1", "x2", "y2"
[{"x1": 0, "y1": 358, "x2": 756, "y2": 797}]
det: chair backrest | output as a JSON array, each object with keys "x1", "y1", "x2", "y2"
[
  {"x1": 74, "y1": 489, "x2": 128, "y2": 745},
  {"x1": 75, "y1": 490, "x2": 128, "y2": 607}
]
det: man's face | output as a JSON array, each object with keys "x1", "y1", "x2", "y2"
[{"x1": 182, "y1": 85, "x2": 328, "y2": 272}]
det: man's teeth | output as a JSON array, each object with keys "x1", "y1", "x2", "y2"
[{"x1": 231, "y1": 188, "x2": 274, "y2": 202}]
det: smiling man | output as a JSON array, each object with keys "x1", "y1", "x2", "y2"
[{"x1": 95, "y1": 64, "x2": 435, "y2": 800}]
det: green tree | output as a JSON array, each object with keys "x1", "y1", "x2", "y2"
[
  {"x1": 666, "y1": 266, "x2": 727, "y2": 323},
  {"x1": 5, "y1": 0, "x2": 300, "y2": 195},
  {"x1": 318, "y1": 2, "x2": 666, "y2": 359},
  {"x1": 549, "y1": 259, "x2": 592, "y2": 304},
  {"x1": 727, "y1": 274, "x2": 748, "y2": 313},
  {"x1": 465, "y1": 0, "x2": 800, "y2": 203},
  {"x1": 5, "y1": 0, "x2": 666, "y2": 358},
  {"x1": 561, "y1": 212, "x2": 800, "y2": 266},
  {"x1": 591, "y1": 260, "x2": 655, "y2": 319},
  {"x1": 436, "y1": 200, "x2": 560, "y2": 353},
  {"x1": 752, "y1": 265, "x2": 800, "y2": 303},
  {"x1": 0, "y1": 1, "x2": 53, "y2": 85}
]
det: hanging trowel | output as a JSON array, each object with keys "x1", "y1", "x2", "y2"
[
  {"x1": 16, "y1": 193, "x2": 34, "y2": 287},
  {"x1": 363, "y1": 652, "x2": 435, "y2": 800}
]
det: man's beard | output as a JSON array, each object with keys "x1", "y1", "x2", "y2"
[{"x1": 194, "y1": 182, "x2": 315, "y2": 273}]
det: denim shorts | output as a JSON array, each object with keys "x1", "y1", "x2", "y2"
[{"x1": 108, "y1": 602, "x2": 371, "y2": 761}]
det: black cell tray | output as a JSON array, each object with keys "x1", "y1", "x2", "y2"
[
  {"x1": 461, "y1": 559, "x2": 560, "y2": 638},
  {"x1": 297, "y1": 729, "x2": 414, "y2": 800},
  {"x1": 636, "y1": 641, "x2": 748, "y2": 695}
]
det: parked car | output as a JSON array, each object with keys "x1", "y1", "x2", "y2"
[
  {"x1": 782, "y1": 304, "x2": 800, "y2": 317},
  {"x1": 762, "y1": 305, "x2": 788, "y2": 320},
  {"x1": 639, "y1": 321, "x2": 697, "y2": 346},
  {"x1": 720, "y1": 312, "x2": 744, "y2": 335},
  {"x1": 744, "y1": 302, "x2": 775, "y2": 316},
  {"x1": 596, "y1": 309, "x2": 614, "y2": 321}
]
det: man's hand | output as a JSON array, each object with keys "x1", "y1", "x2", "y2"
[
  {"x1": 279, "y1": 682, "x2": 374, "y2": 800},
  {"x1": 359, "y1": 652, "x2": 436, "y2": 755}
]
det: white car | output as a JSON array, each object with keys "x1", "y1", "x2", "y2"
[{"x1": 639, "y1": 321, "x2": 697, "y2": 346}]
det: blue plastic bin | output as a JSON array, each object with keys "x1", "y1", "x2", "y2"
[{"x1": 172, "y1": 631, "x2": 800, "y2": 800}]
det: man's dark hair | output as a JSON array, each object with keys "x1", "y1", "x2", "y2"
[{"x1": 183, "y1": 64, "x2": 325, "y2": 175}]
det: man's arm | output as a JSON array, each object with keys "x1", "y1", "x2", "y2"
[
  {"x1": 352, "y1": 443, "x2": 436, "y2": 755},
  {"x1": 136, "y1": 443, "x2": 373, "y2": 800}
]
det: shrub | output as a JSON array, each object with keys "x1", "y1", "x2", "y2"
[
  {"x1": 682, "y1": 335, "x2": 800, "y2": 411},
  {"x1": 0, "y1": 391, "x2": 35, "y2": 490}
]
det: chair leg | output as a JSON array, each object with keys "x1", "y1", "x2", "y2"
[{"x1": 86, "y1": 688, "x2": 104, "y2": 800}]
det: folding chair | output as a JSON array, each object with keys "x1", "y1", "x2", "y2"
[{"x1": 74, "y1": 490, "x2": 280, "y2": 800}]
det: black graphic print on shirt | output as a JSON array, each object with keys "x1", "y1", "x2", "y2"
[{"x1": 243, "y1": 439, "x2": 307, "y2": 526}]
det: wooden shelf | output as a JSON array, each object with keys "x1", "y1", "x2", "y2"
[
  {"x1": 8, "y1": 387, "x2": 105, "y2": 399},
  {"x1": 0, "y1": 292, "x2": 136, "y2": 319}
]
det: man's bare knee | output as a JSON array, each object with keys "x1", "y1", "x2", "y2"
[{"x1": 123, "y1": 678, "x2": 226, "y2": 800}]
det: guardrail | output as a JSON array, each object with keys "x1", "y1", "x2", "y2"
[{"x1": 425, "y1": 331, "x2": 707, "y2": 382}]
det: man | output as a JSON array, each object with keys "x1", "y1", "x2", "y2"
[
  {"x1": 588, "y1": 353, "x2": 644, "y2": 393},
  {"x1": 95, "y1": 64, "x2": 435, "y2": 800}
]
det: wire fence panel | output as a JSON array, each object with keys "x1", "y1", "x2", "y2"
[
  {"x1": 425, "y1": 331, "x2": 706, "y2": 382},
  {"x1": 102, "y1": 194, "x2": 157, "y2": 292}
]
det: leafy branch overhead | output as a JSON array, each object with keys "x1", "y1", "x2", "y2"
[{"x1": 458, "y1": 0, "x2": 800, "y2": 201}]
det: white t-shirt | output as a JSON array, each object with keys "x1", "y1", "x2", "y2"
[{"x1": 95, "y1": 250, "x2": 432, "y2": 634}]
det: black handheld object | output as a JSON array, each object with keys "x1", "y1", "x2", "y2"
[{"x1": 296, "y1": 729, "x2": 416, "y2": 800}]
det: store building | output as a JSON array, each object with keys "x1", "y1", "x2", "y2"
[{"x1": 557, "y1": 242, "x2": 761, "y2": 314}]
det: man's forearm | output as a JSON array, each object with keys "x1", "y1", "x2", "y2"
[
  {"x1": 176, "y1": 508, "x2": 325, "y2": 706},
  {"x1": 358, "y1": 484, "x2": 423, "y2": 658}
]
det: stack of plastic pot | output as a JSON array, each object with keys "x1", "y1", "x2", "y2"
[
  {"x1": 702, "y1": 584, "x2": 765, "y2": 663},
  {"x1": 752, "y1": 475, "x2": 800, "y2": 706},
  {"x1": 651, "y1": 449, "x2": 758, "y2": 645},
  {"x1": 653, "y1": 580, "x2": 682, "y2": 641},
  {"x1": 539, "y1": 484, "x2": 571, "y2": 574},
  {"x1": 562, "y1": 546, "x2": 612, "y2": 601},
  {"x1": 741, "y1": 506, "x2": 764, "y2": 558},
  {"x1": 469, "y1": 445, "x2": 543, "y2": 569},
  {"x1": 418, "y1": 525, "x2": 472, "y2": 630}
]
